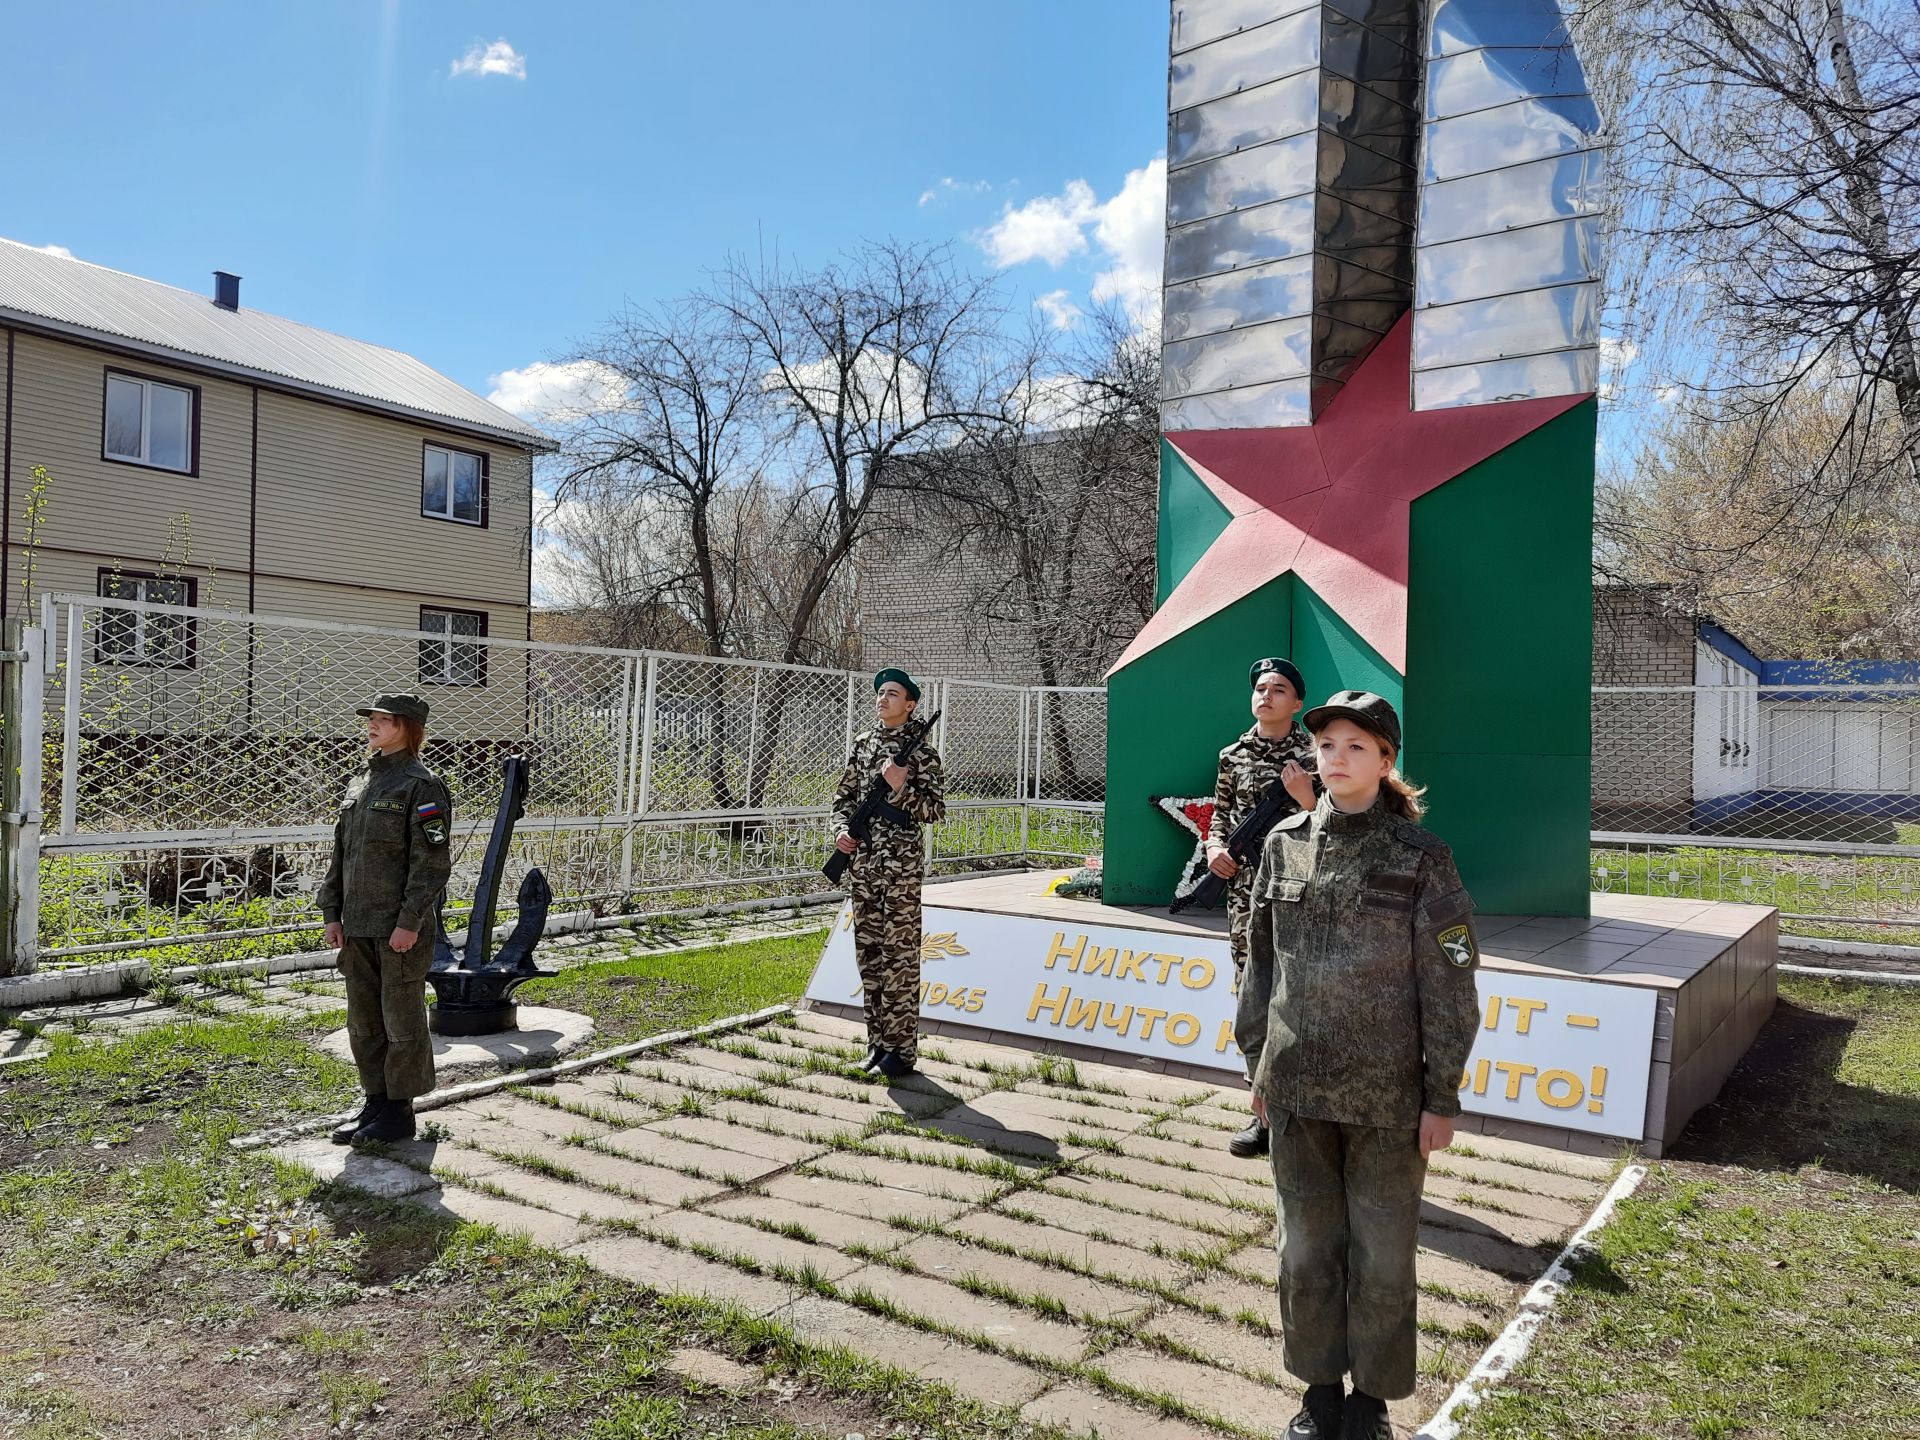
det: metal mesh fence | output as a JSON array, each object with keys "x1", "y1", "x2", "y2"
[
  {"x1": 21, "y1": 595, "x2": 1111, "y2": 968},
  {"x1": 1593, "y1": 683, "x2": 1920, "y2": 943},
  {"x1": 1032, "y1": 688, "x2": 1108, "y2": 804},
  {"x1": 26, "y1": 601, "x2": 1920, "y2": 967},
  {"x1": 1592, "y1": 685, "x2": 1920, "y2": 844}
]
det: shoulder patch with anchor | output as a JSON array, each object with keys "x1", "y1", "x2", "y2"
[{"x1": 1438, "y1": 924, "x2": 1477, "y2": 968}]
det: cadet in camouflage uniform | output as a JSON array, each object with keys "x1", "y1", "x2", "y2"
[
  {"x1": 831, "y1": 668, "x2": 947, "y2": 1080},
  {"x1": 1236, "y1": 692, "x2": 1481, "y2": 1440},
  {"x1": 1206, "y1": 656, "x2": 1320, "y2": 1158},
  {"x1": 317, "y1": 693, "x2": 455, "y2": 1146}
]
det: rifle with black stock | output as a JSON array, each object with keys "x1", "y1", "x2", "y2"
[
  {"x1": 822, "y1": 709, "x2": 943, "y2": 884},
  {"x1": 1169, "y1": 766, "x2": 1311, "y2": 915}
]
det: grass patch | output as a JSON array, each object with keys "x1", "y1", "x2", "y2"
[
  {"x1": 517, "y1": 929, "x2": 825, "y2": 1046},
  {"x1": 1467, "y1": 978, "x2": 1920, "y2": 1439}
]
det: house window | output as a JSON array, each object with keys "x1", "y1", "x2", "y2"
[
  {"x1": 422, "y1": 443, "x2": 487, "y2": 525},
  {"x1": 103, "y1": 371, "x2": 197, "y2": 473},
  {"x1": 96, "y1": 572, "x2": 196, "y2": 667},
  {"x1": 419, "y1": 607, "x2": 488, "y2": 686}
]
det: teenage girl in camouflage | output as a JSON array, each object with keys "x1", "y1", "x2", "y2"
[{"x1": 1236, "y1": 691, "x2": 1481, "y2": 1440}]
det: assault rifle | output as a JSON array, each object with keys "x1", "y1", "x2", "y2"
[
  {"x1": 822, "y1": 710, "x2": 943, "y2": 884},
  {"x1": 1170, "y1": 769, "x2": 1312, "y2": 915}
]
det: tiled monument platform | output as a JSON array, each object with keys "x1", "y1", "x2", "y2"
[
  {"x1": 810, "y1": 874, "x2": 1779, "y2": 1160},
  {"x1": 279, "y1": 1010, "x2": 1620, "y2": 1438}
]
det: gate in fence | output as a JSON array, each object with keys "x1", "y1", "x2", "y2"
[{"x1": 0, "y1": 595, "x2": 1108, "y2": 974}]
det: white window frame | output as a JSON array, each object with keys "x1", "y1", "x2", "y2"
[
  {"x1": 97, "y1": 574, "x2": 195, "y2": 667},
  {"x1": 419, "y1": 607, "x2": 487, "y2": 687},
  {"x1": 422, "y1": 443, "x2": 486, "y2": 526},
  {"x1": 104, "y1": 373, "x2": 195, "y2": 472}
]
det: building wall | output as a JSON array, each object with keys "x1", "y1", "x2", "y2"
[
  {"x1": 0, "y1": 328, "x2": 533, "y2": 635},
  {"x1": 0, "y1": 327, "x2": 538, "y2": 760}
]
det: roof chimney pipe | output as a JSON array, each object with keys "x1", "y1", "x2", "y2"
[{"x1": 213, "y1": 271, "x2": 241, "y2": 311}]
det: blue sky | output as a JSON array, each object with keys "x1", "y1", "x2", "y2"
[{"x1": 1, "y1": 1, "x2": 1171, "y2": 421}]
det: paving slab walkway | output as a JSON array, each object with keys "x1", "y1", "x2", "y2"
[{"x1": 276, "y1": 1007, "x2": 1620, "y2": 1439}]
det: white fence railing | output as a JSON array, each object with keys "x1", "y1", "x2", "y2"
[
  {"x1": 9, "y1": 621, "x2": 1920, "y2": 977},
  {"x1": 2, "y1": 594, "x2": 1107, "y2": 973}
]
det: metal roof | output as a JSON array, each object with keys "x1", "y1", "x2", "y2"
[{"x1": 0, "y1": 237, "x2": 554, "y2": 451}]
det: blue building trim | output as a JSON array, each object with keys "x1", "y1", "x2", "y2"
[
  {"x1": 1698, "y1": 622, "x2": 1763, "y2": 677},
  {"x1": 1761, "y1": 657, "x2": 1920, "y2": 686}
]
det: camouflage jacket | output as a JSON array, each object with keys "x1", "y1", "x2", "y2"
[
  {"x1": 831, "y1": 722, "x2": 947, "y2": 873},
  {"x1": 316, "y1": 750, "x2": 455, "y2": 937},
  {"x1": 1209, "y1": 725, "x2": 1317, "y2": 889},
  {"x1": 1236, "y1": 794, "x2": 1481, "y2": 1128}
]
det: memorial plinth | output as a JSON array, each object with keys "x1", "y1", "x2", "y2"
[{"x1": 802, "y1": 872, "x2": 1777, "y2": 1158}]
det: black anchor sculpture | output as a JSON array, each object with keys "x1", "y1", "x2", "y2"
[{"x1": 427, "y1": 754, "x2": 554, "y2": 1036}]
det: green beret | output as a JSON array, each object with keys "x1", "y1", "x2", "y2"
[
  {"x1": 873, "y1": 668, "x2": 921, "y2": 701},
  {"x1": 1249, "y1": 657, "x2": 1305, "y2": 701}
]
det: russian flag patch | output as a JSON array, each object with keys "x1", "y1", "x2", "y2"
[{"x1": 416, "y1": 801, "x2": 441, "y2": 818}]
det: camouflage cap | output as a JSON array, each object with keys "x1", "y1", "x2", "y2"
[
  {"x1": 356, "y1": 692, "x2": 431, "y2": 723},
  {"x1": 873, "y1": 667, "x2": 921, "y2": 701},
  {"x1": 1249, "y1": 656, "x2": 1306, "y2": 701},
  {"x1": 1302, "y1": 690, "x2": 1401, "y2": 751}
]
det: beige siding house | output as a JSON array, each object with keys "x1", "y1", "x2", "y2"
[{"x1": 0, "y1": 238, "x2": 551, "y2": 678}]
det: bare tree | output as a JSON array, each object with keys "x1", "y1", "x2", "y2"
[
  {"x1": 1572, "y1": 0, "x2": 1920, "y2": 652},
  {"x1": 547, "y1": 298, "x2": 767, "y2": 658},
  {"x1": 1599, "y1": 379, "x2": 1920, "y2": 655},
  {"x1": 905, "y1": 307, "x2": 1160, "y2": 690},
  {"x1": 711, "y1": 239, "x2": 1006, "y2": 668}
]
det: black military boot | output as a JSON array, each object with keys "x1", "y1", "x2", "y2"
[
  {"x1": 858, "y1": 1043, "x2": 884, "y2": 1073},
  {"x1": 873, "y1": 1049, "x2": 917, "y2": 1081},
  {"x1": 351, "y1": 1098, "x2": 417, "y2": 1145},
  {"x1": 1228, "y1": 1119, "x2": 1270, "y2": 1158},
  {"x1": 1340, "y1": 1390, "x2": 1391, "y2": 1440},
  {"x1": 1284, "y1": 1382, "x2": 1345, "y2": 1438},
  {"x1": 330, "y1": 1094, "x2": 384, "y2": 1146}
]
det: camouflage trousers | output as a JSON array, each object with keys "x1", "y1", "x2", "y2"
[
  {"x1": 1227, "y1": 870, "x2": 1257, "y2": 989},
  {"x1": 337, "y1": 934, "x2": 438, "y2": 1101},
  {"x1": 1268, "y1": 1112, "x2": 1428, "y2": 1401},
  {"x1": 848, "y1": 855, "x2": 922, "y2": 1064}
]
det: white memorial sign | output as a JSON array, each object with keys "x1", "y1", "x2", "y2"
[{"x1": 804, "y1": 901, "x2": 1658, "y2": 1139}]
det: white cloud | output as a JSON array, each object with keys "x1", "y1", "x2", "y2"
[
  {"x1": 1088, "y1": 160, "x2": 1165, "y2": 327},
  {"x1": 30, "y1": 243, "x2": 74, "y2": 259},
  {"x1": 1597, "y1": 336, "x2": 1641, "y2": 402},
  {"x1": 450, "y1": 39, "x2": 526, "y2": 80},
  {"x1": 762, "y1": 352, "x2": 927, "y2": 427},
  {"x1": 1008, "y1": 374, "x2": 1098, "y2": 430},
  {"x1": 918, "y1": 177, "x2": 991, "y2": 207},
  {"x1": 1033, "y1": 289, "x2": 1083, "y2": 330},
  {"x1": 486, "y1": 360, "x2": 626, "y2": 424},
  {"x1": 977, "y1": 180, "x2": 1099, "y2": 267},
  {"x1": 976, "y1": 159, "x2": 1167, "y2": 329}
]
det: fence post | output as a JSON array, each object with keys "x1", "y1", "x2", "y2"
[
  {"x1": 3, "y1": 618, "x2": 46, "y2": 976},
  {"x1": 635, "y1": 654, "x2": 659, "y2": 818},
  {"x1": 744, "y1": 667, "x2": 763, "y2": 812},
  {"x1": 58, "y1": 602, "x2": 83, "y2": 837},
  {"x1": 614, "y1": 655, "x2": 638, "y2": 901}
]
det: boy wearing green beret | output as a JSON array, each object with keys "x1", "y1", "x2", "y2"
[{"x1": 831, "y1": 669, "x2": 947, "y2": 1079}]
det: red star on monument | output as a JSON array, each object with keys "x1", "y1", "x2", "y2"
[{"x1": 1114, "y1": 316, "x2": 1591, "y2": 676}]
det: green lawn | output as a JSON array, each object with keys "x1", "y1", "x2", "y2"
[
  {"x1": 1465, "y1": 978, "x2": 1920, "y2": 1439},
  {"x1": 517, "y1": 929, "x2": 827, "y2": 1046},
  {"x1": 1591, "y1": 846, "x2": 1920, "y2": 947}
]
